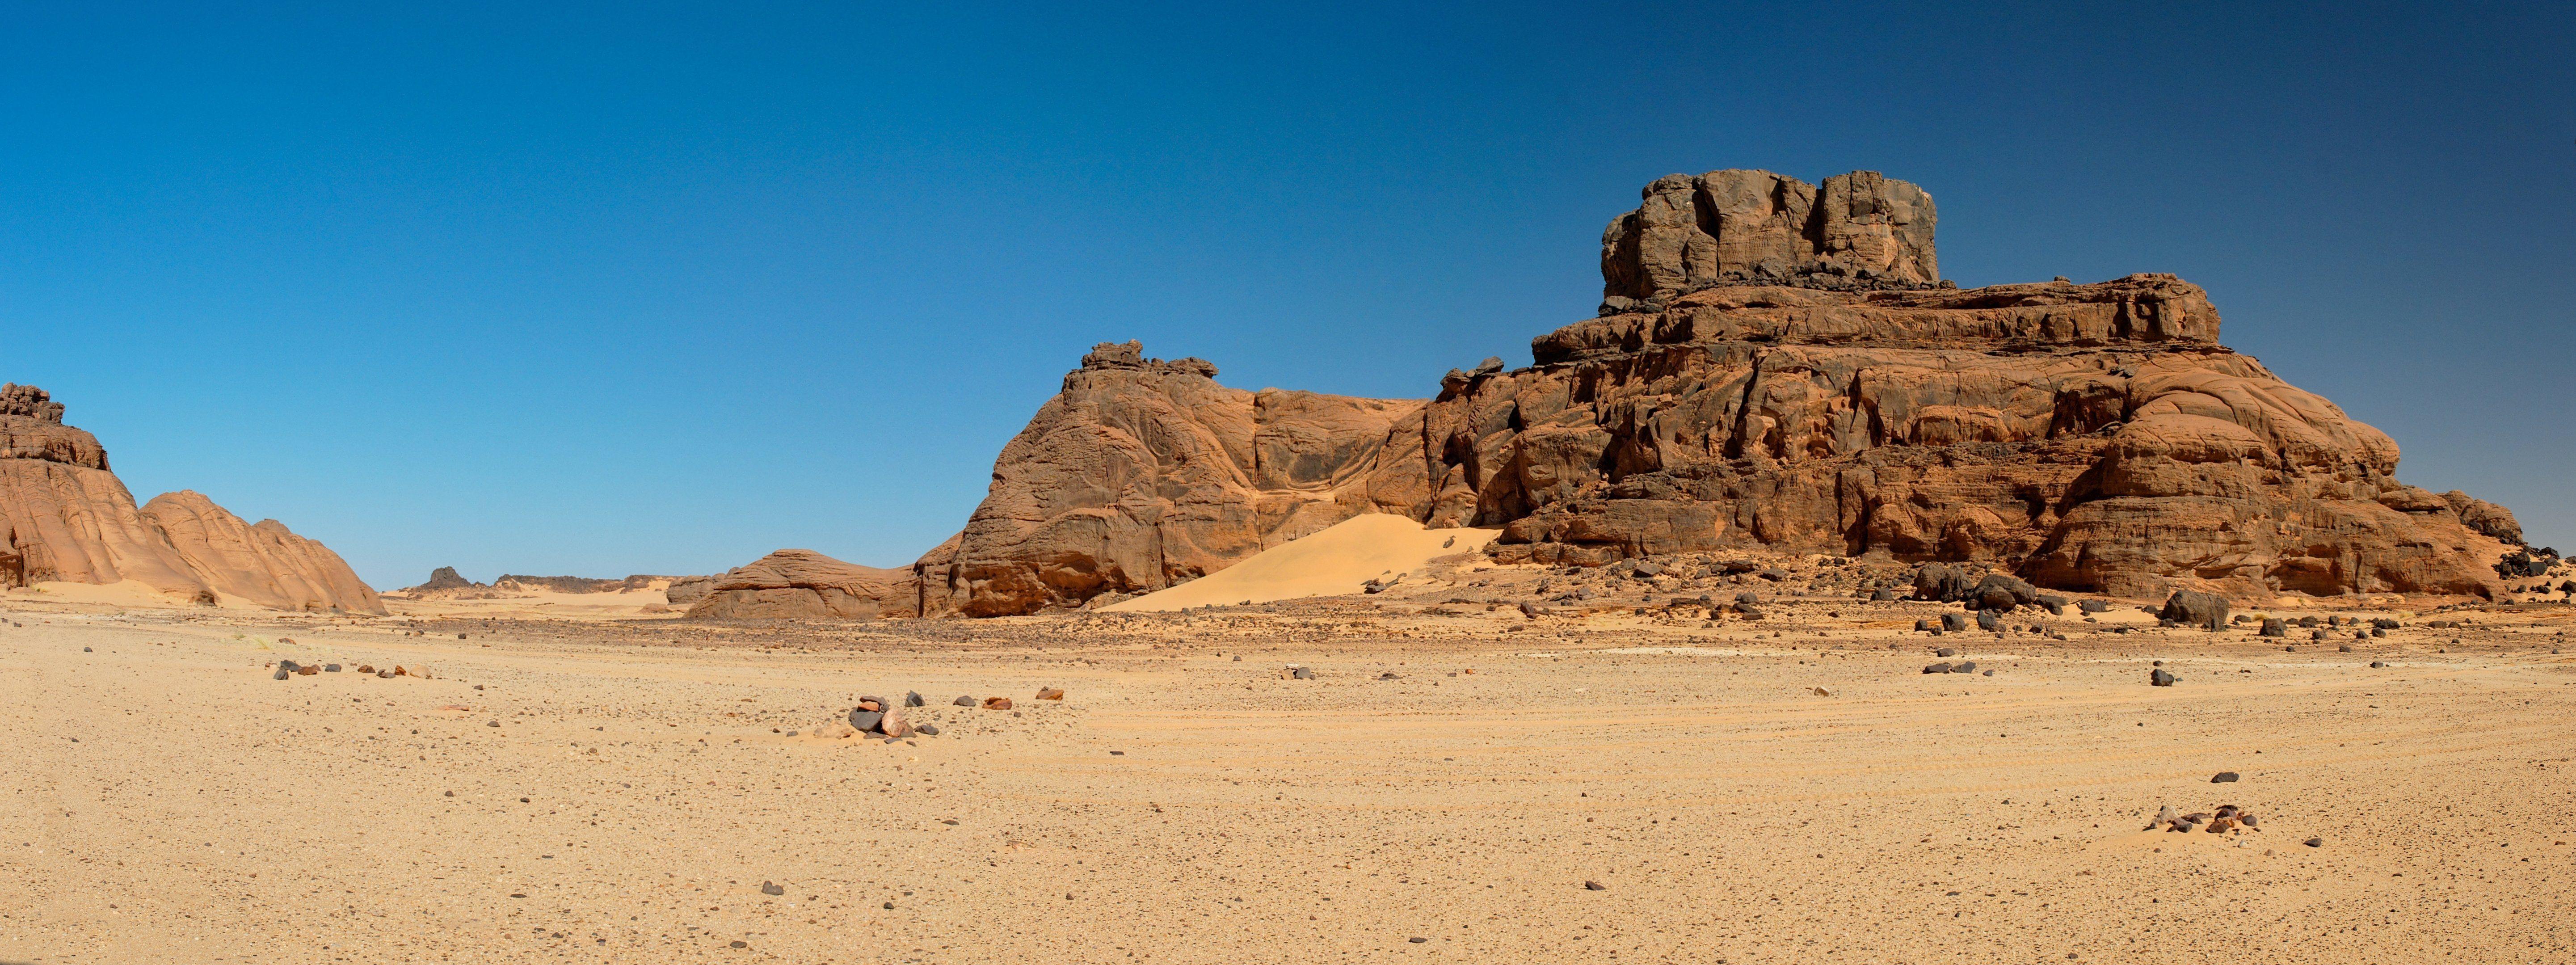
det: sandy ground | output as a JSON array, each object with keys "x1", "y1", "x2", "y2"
[{"x1": 5, "y1": 565, "x2": 2576, "y2": 964}]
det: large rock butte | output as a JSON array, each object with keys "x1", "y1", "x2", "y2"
[
  {"x1": 0, "y1": 384, "x2": 383, "y2": 611},
  {"x1": 803, "y1": 169, "x2": 2526, "y2": 616}
]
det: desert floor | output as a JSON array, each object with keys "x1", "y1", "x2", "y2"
[{"x1": 5, "y1": 584, "x2": 2575, "y2": 964}]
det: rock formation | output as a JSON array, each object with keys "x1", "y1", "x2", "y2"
[
  {"x1": 687, "y1": 548, "x2": 918, "y2": 619},
  {"x1": 917, "y1": 169, "x2": 2521, "y2": 612},
  {"x1": 143, "y1": 491, "x2": 384, "y2": 613},
  {"x1": 913, "y1": 341, "x2": 1430, "y2": 616},
  {"x1": 0, "y1": 384, "x2": 382, "y2": 611},
  {"x1": 1423, "y1": 170, "x2": 2517, "y2": 601}
]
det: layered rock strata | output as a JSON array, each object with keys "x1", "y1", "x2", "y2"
[
  {"x1": 0, "y1": 384, "x2": 382, "y2": 611},
  {"x1": 686, "y1": 548, "x2": 917, "y2": 619}
]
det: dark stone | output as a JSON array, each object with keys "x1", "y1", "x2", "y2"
[
  {"x1": 1969, "y1": 573, "x2": 2040, "y2": 612},
  {"x1": 2210, "y1": 771, "x2": 2239, "y2": 783},
  {"x1": 1914, "y1": 564, "x2": 1973, "y2": 603},
  {"x1": 1953, "y1": 661, "x2": 1978, "y2": 674},
  {"x1": 1936, "y1": 648, "x2": 1957, "y2": 657},
  {"x1": 2259, "y1": 618, "x2": 2287, "y2": 638},
  {"x1": 1940, "y1": 612, "x2": 1968, "y2": 633},
  {"x1": 1923, "y1": 662, "x2": 1953, "y2": 674},
  {"x1": 1583, "y1": 880, "x2": 1607, "y2": 891},
  {"x1": 1915, "y1": 619, "x2": 1936, "y2": 632},
  {"x1": 916, "y1": 723, "x2": 939, "y2": 736},
  {"x1": 2370, "y1": 661, "x2": 2387, "y2": 668},
  {"x1": 2077, "y1": 599, "x2": 2110, "y2": 614},
  {"x1": 324, "y1": 663, "x2": 342, "y2": 672},
  {"x1": 905, "y1": 691, "x2": 925, "y2": 708},
  {"x1": 1757, "y1": 568, "x2": 1786, "y2": 582},
  {"x1": 1736, "y1": 607, "x2": 1764, "y2": 620},
  {"x1": 1871, "y1": 588, "x2": 1898, "y2": 601},
  {"x1": 2370, "y1": 628, "x2": 2386, "y2": 638},
  {"x1": 2303, "y1": 837, "x2": 2323, "y2": 847},
  {"x1": 272, "y1": 664, "x2": 293, "y2": 681},
  {"x1": 2371, "y1": 618, "x2": 2400, "y2": 630},
  {"x1": 1292, "y1": 667, "x2": 1315, "y2": 679},
  {"x1": 1632, "y1": 561, "x2": 1665, "y2": 578},
  {"x1": 761, "y1": 881, "x2": 785, "y2": 896},
  {"x1": 2337, "y1": 644, "x2": 2352, "y2": 652},
  {"x1": 2150, "y1": 668, "x2": 2179, "y2": 687},
  {"x1": 2158, "y1": 590, "x2": 2228, "y2": 631},
  {"x1": 848, "y1": 708, "x2": 884, "y2": 732},
  {"x1": 2035, "y1": 594, "x2": 2067, "y2": 615},
  {"x1": 955, "y1": 695, "x2": 977, "y2": 707},
  {"x1": 1734, "y1": 591, "x2": 1762, "y2": 606},
  {"x1": 1975, "y1": 610, "x2": 2001, "y2": 632}
]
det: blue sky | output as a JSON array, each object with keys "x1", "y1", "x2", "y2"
[{"x1": 3, "y1": 1, "x2": 2569, "y2": 586}]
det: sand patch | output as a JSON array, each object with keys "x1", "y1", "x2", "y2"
[{"x1": 1103, "y1": 514, "x2": 1498, "y2": 611}]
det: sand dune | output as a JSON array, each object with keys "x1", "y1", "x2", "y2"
[{"x1": 1103, "y1": 514, "x2": 1499, "y2": 611}]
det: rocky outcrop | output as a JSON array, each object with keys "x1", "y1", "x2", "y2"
[
  {"x1": 687, "y1": 549, "x2": 917, "y2": 619},
  {"x1": 0, "y1": 385, "x2": 382, "y2": 611},
  {"x1": 903, "y1": 169, "x2": 2518, "y2": 614},
  {"x1": 143, "y1": 491, "x2": 385, "y2": 613},
  {"x1": 1599, "y1": 170, "x2": 1940, "y2": 312},
  {"x1": 1420, "y1": 171, "x2": 2515, "y2": 601},
  {"x1": 914, "y1": 341, "x2": 1430, "y2": 616},
  {"x1": 411, "y1": 567, "x2": 475, "y2": 592}
]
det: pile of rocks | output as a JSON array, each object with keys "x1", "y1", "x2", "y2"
[{"x1": 2148, "y1": 803, "x2": 2260, "y2": 834}]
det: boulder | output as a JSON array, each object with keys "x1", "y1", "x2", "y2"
[
  {"x1": 686, "y1": 549, "x2": 918, "y2": 619},
  {"x1": 2159, "y1": 590, "x2": 2229, "y2": 631}
]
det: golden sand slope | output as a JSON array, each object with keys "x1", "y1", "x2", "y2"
[{"x1": 1104, "y1": 514, "x2": 1499, "y2": 611}]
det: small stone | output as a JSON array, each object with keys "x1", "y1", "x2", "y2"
[
  {"x1": 2370, "y1": 660, "x2": 2387, "y2": 668},
  {"x1": 1035, "y1": 687, "x2": 1066, "y2": 700},
  {"x1": 487, "y1": 721, "x2": 500, "y2": 728},
  {"x1": 324, "y1": 663, "x2": 342, "y2": 672},
  {"x1": 1953, "y1": 661, "x2": 1978, "y2": 674},
  {"x1": 2150, "y1": 669, "x2": 2178, "y2": 687},
  {"x1": 848, "y1": 708, "x2": 884, "y2": 732},
  {"x1": 1923, "y1": 662, "x2": 1954, "y2": 674},
  {"x1": 1291, "y1": 667, "x2": 1314, "y2": 680},
  {"x1": 1936, "y1": 647, "x2": 1957, "y2": 657},
  {"x1": 1981, "y1": 669, "x2": 1995, "y2": 676},
  {"x1": 955, "y1": 695, "x2": 977, "y2": 707},
  {"x1": 1583, "y1": 880, "x2": 1607, "y2": 890},
  {"x1": 905, "y1": 691, "x2": 925, "y2": 707},
  {"x1": 729, "y1": 940, "x2": 746, "y2": 948},
  {"x1": 916, "y1": 723, "x2": 939, "y2": 736},
  {"x1": 273, "y1": 665, "x2": 293, "y2": 681},
  {"x1": 2303, "y1": 837, "x2": 2323, "y2": 847},
  {"x1": 1409, "y1": 937, "x2": 1428, "y2": 944},
  {"x1": 2337, "y1": 645, "x2": 2352, "y2": 652},
  {"x1": 761, "y1": 881, "x2": 784, "y2": 896},
  {"x1": 82, "y1": 646, "x2": 91, "y2": 652},
  {"x1": 982, "y1": 697, "x2": 1013, "y2": 710},
  {"x1": 1940, "y1": 613, "x2": 1968, "y2": 632},
  {"x1": 2210, "y1": 771, "x2": 2239, "y2": 783}
]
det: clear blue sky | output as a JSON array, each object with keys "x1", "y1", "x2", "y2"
[{"x1": 4, "y1": 2, "x2": 2569, "y2": 586}]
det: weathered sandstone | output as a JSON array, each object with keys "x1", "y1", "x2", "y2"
[
  {"x1": 688, "y1": 548, "x2": 917, "y2": 619},
  {"x1": 0, "y1": 384, "x2": 383, "y2": 611},
  {"x1": 920, "y1": 170, "x2": 2521, "y2": 612},
  {"x1": 914, "y1": 341, "x2": 1428, "y2": 616}
]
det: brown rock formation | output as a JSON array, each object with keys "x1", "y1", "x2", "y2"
[
  {"x1": 1599, "y1": 169, "x2": 1940, "y2": 313},
  {"x1": 1423, "y1": 170, "x2": 2515, "y2": 601},
  {"x1": 913, "y1": 341, "x2": 1430, "y2": 616},
  {"x1": 0, "y1": 384, "x2": 382, "y2": 612},
  {"x1": 143, "y1": 491, "x2": 385, "y2": 613},
  {"x1": 919, "y1": 170, "x2": 2520, "y2": 613},
  {"x1": 687, "y1": 548, "x2": 918, "y2": 619}
]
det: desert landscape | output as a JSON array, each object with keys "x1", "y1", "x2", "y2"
[{"x1": 7, "y1": 164, "x2": 2572, "y2": 964}]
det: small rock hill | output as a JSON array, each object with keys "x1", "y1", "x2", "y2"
[{"x1": 0, "y1": 384, "x2": 383, "y2": 612}]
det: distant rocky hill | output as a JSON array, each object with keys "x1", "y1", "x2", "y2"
[
  {"x1": 709, "y1": 168, "x2": 2525, "y2": 618},
  {"x1": 397, "y1": 568, "x2": 680, "y2": 596},
  {"x1": 0, "y1": 384, "x2": 383, "y2": 612}
]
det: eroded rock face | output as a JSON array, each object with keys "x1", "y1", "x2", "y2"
[
  {"x1": 1426, "y1": 173, "x2": 2515, "y2": 601},
  {"x1": 925, "y1": 170, "x2": 2520, "y2": 613},
  {"x1": 1600, "y1": 170, "x2": 1940, "y2": 312},
  {"x1": 143, "y1": 491, "x2": 385, "y2": 613},
  {"x1": 0, "y1": 385, "x2": 383, "y2": 611},
  {"x1": 687, "y1": 548, "x2": 918, "y2": 619},
  {"x1": 915, "y1": 341, "x2": 1430, "y2": 616}
]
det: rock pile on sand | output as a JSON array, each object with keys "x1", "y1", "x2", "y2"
[{"x1": 0, "y1": 384, "x2": 382, "y2": 612}]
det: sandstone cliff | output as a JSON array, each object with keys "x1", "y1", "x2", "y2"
[
  {"x1": 0, "y1": 384, "x2": 383, "y2": 612},
  {"x1": 686, "y1": 548, "x2": 917, "y2": 619},
  {"x1": 913, "y1": 341, "x2": 1429, "y2": 616},
  {"x1": 919, "y1": 169, "x2": 2521, "y2": 612}
]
